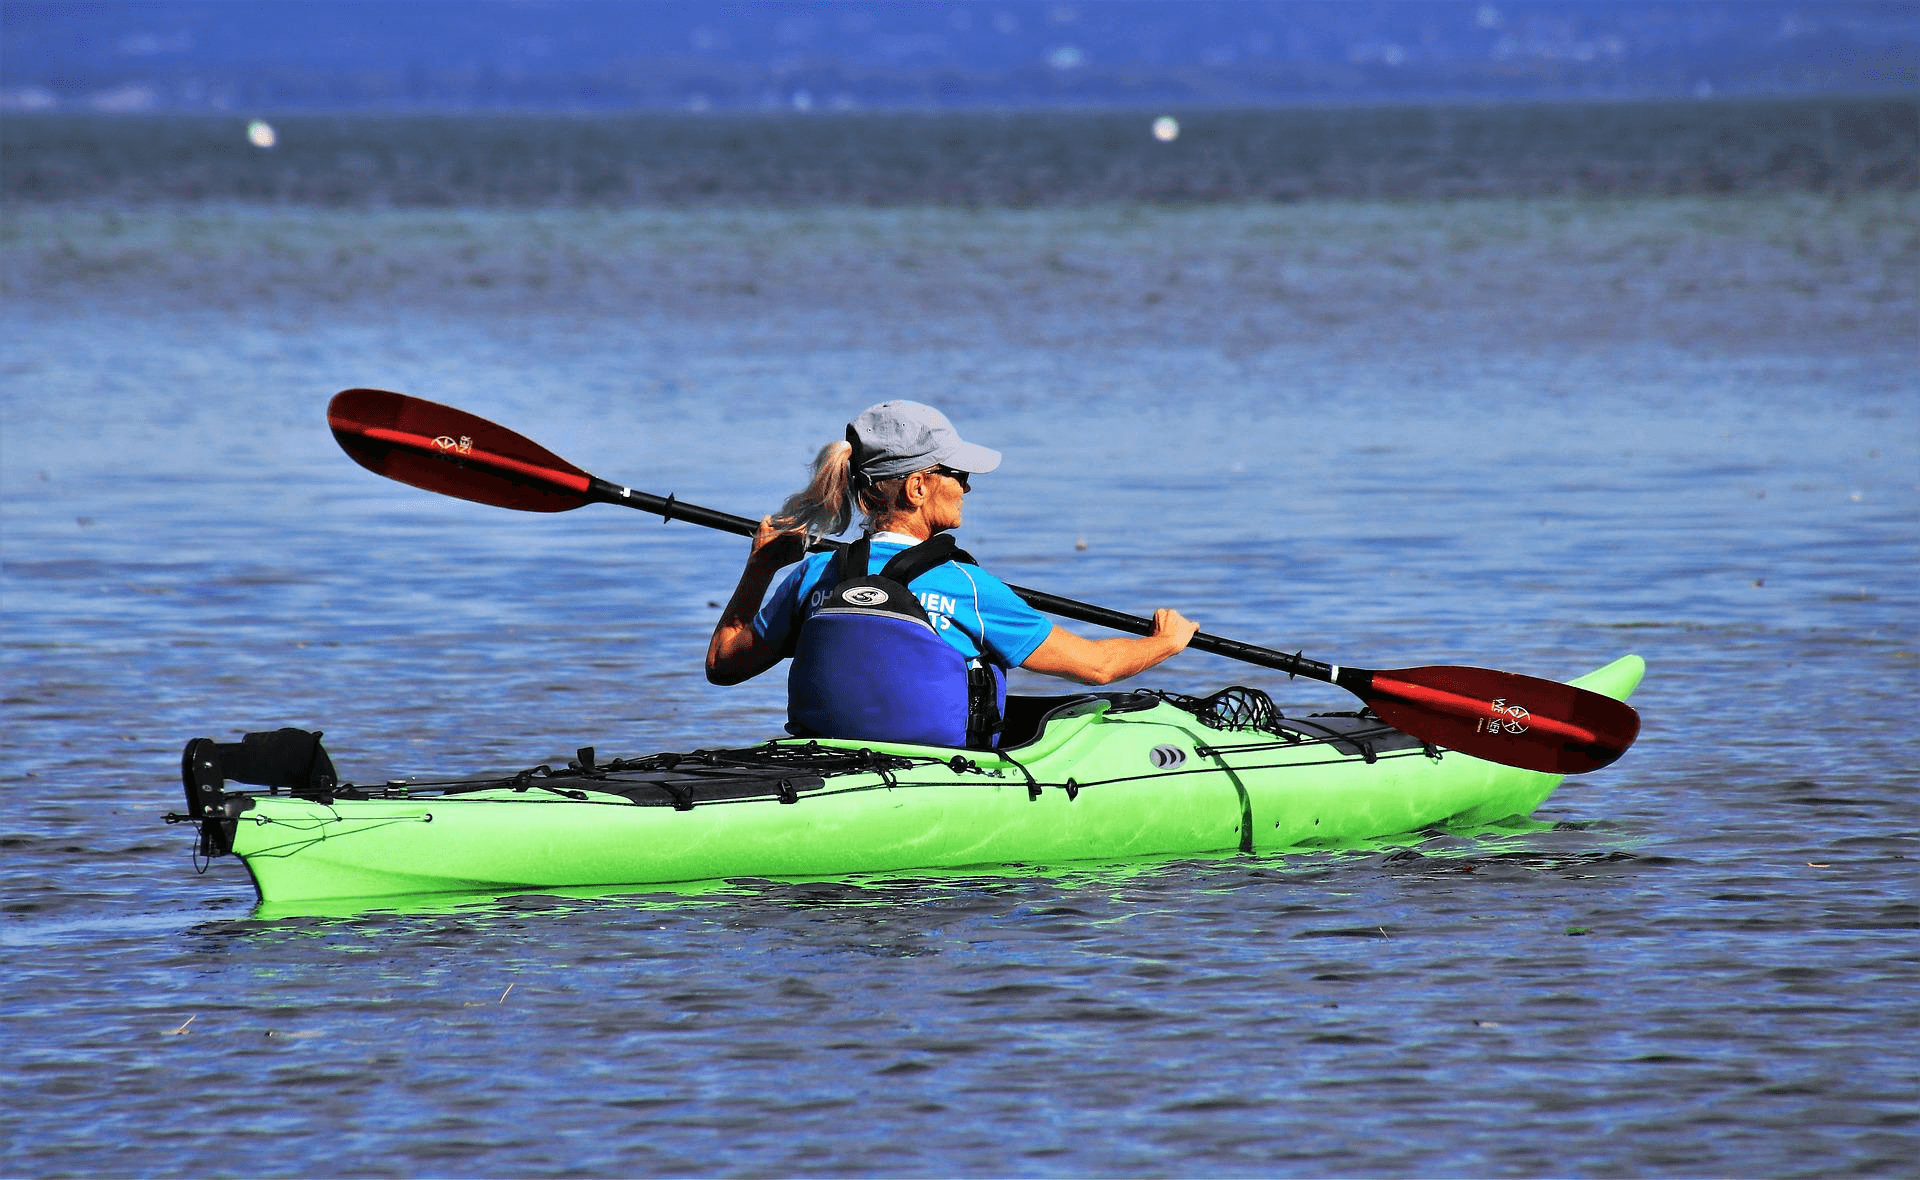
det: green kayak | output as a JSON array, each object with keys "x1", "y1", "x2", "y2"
[{"x1": 173, "y1": 654, "x2": 1644, "y2": 905}]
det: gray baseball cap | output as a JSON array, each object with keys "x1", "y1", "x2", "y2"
[{"x1": 846, "y1": 400, "x2": 1002, "y2": 485}]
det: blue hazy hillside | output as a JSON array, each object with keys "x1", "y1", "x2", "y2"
[{"x1": 5, "y1": 0, "x2": 1916, "y2": 112}]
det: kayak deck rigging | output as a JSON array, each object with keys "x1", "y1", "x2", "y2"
[{"x1": 173, "y1": 686, "x2": 1425, "y2": 824}]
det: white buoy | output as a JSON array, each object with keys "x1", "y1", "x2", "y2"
[
  {"x1": 247, "y1": 120, "x2": 276, "y2": 149},
  {"x1": 1152, "y1": 116, "x2": 1180, "y2": 142}
]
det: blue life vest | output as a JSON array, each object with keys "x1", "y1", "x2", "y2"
[{"x1": 787, "y1": 534, "x2": 1006, "y2": 749}]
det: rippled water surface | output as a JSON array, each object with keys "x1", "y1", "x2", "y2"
[{"x1": 3, "y1": 189, "x2": 1916, "y2": 1177}]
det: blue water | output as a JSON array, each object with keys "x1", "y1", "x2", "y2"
[{"x1": 3, "y1": 195, "x2": 1916, "y2": 1177}]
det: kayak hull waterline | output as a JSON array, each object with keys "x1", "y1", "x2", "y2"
[{"x1": 178, "y1": 655, "x2": 1644, "y2": 905}]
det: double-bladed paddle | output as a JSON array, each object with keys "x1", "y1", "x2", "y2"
[{"x1": 327, "y1": 388, "x2": 1640, "y2": 774}]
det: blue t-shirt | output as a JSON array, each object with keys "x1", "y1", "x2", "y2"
[{"x1": 754, "y1": 532, "x2": 1054, "y2": 671}]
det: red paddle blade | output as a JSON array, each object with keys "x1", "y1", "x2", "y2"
[
  {"x1": 327, "y1": 388, "x2": 594, "y2": 513},
  {"x1": 1360, "y1": 665, "x2": 1641, "y2": 775}
]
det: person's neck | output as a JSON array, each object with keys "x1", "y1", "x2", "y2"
[{"x1": 871, "y1": 518, "x2": 933, "y2": 542}]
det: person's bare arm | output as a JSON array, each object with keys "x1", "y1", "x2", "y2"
[
  {"x1": 1018, "y1": 610, "x2": 1199, "y2": 686},
  {"x1": 706, "y1": 518, "x2": 807, "y2": 685}
]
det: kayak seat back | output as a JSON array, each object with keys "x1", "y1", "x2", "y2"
[
  {"x1": 181, "y1": 728, "x2": 338, "y2": 800},
  {"x1": 180, "y1": 728, "x2": 338, "y2": 857}
]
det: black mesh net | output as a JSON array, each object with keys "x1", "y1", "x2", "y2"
[{"x1": 1152, "y1": 685, "x2": 1285, "y2": 735}]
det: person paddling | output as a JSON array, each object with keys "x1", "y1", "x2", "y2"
[{"x1": 707, "y1": 400, "x2": 1199, "y2": 749}]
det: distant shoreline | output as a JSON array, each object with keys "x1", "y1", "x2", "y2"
[{"x1": 6, "y1": 94, "x2": 1914, "y2": 208}]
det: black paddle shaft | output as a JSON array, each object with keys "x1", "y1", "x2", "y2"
[{"x1": 585, "y1": 477, "x2": 1349, "y2": 689}]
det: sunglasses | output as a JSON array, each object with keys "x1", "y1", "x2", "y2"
[{"x1": 925, "y1": 465, "x2": 971, "y2": 490}]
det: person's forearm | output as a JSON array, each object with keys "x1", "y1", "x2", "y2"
[
  {"x1": 1067, "y1": 633, "x2": 1186, "y2": 686},
  {"x1": 1020, "y1": 611, "x2": 1198, "y2": 687},
  {"x1": 705, "y1": 560, "x2": 783, "y2": 684}
]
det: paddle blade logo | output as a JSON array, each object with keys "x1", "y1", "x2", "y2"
[
  {"x1": 1149, "y1": 744, "x2": 1188, "y2": 769},
  {"x1": 1478, "y1": 698, "x2": 1531, "y2": 735},
  {"x1": 433, "y1": 435, "x2": 474, "y2": 454},
  {"x1": 841, "y1": 587, "x2": 889, "y2": 607}
]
